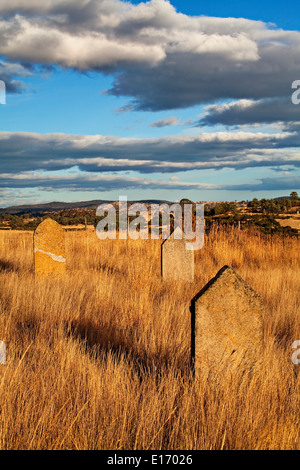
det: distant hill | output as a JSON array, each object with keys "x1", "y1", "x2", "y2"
[{"x1": 0, "y1": 199, "x2": 175, "y2": 215}]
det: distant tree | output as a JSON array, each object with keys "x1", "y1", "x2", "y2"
[
  {"x1": 179, "y1": 198, "x2": 194, "y2": 208},
  {"x1": 247, "y1": 198, "x2": 260, "y2": 212},
  {"x1": 213, "y1": 202, "x2": 238, "y2": 215},
  {"x1": 290, "y1": 192, "x2": 299, "y2": 205},
  {"x1": 279, "y1": 198, "x2": 292, "y2": 213}
]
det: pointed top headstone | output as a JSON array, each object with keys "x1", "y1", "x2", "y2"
[
  {"x1": 161, "y1": 227, "x2": 194, "y2": 281},
  {"x1": 191, "y1": 265, "x2": 263, "y2": 379},
  {"x1": 34, "y1": 218, "x2": 66, "y2": 276}
]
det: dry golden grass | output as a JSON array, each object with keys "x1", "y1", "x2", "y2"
[
  {"x1": 0, "y1": 226, "x2": 299, "y2": 450},
  {"x1": 276, "y1": 217, "x2": 300, "y2": 231}
]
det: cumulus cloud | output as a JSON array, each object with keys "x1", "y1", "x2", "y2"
[
  {"x1": 0, "y1": 0, "x2": 299, "y2": 111},
  {"x1": 198, "y1": 97, "x2": 300, "y2": 127},
  {"x1": 0, "y1": 1, "x2": 299, "y2": 201}
]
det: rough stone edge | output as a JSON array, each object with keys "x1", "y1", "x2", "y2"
[
  {"x1": 189, "y1": 264, "x2": 263, "y2": 371},
  {"x1": 190, "y1": 265, "x2": 262, "y2": 307}
]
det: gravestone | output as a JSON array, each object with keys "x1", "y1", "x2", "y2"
[
  {"x1": 190, "y1": 265, "x2": 263, "y2": 379},
  {"x1": 34, "y1": 218, "x2": 66, "y2": 276},
  {"x1": 161, "y1": 227, "x2": 194, "y2": 281}
]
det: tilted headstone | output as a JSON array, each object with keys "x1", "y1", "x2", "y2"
[
  {"x1": 190, "y1": 265, "x2": 263, "y2": 379},
  {"x1": 161, "y1": 227, "x2": 194, "y2": 281},
  {"x1": 34, "y1": 218, "x2": 66, "y2": 276}
]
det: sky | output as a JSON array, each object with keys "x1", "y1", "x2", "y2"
[{"x1": 0, "y1": 0, "x2": 299, "y2": 207}]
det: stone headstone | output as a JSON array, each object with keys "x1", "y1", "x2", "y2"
[
  {"x1": 161, "y1": 227, "x2": 194, "y2": 281},
  {"x1": 190, "y1": 265, "x2": 263, "y2": 379},
  {"x1": 34, "y1": 218, "x2": 66, "y2": 276}
]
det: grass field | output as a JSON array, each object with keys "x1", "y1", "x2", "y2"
[
  {"x1": 277, "y1": 216, "x2": 300, "y2": 231},
  {"x1": 0, "y1": 226, "x2": 299, "y2": 450}
]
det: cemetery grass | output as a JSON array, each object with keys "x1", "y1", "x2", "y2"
[{"x1": 0, "y1": 227, "x2": 299, "y2": 450}]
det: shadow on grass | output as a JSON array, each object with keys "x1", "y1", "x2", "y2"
[
  {"x1": 0, "y1": 259, "x2": 19, "y2": 273},
  {"x1": 66, "y1": 318, "x2": 190, "y2": 383}
]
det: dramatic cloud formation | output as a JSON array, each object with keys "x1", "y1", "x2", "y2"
[
  {"x1": 0, "y1": 129, "x2": 298, "y2": 196},
  {"x1": 0, "y1": 1, "x2": 299, "y2": 203},
  {"x1": 0, "y1": 130, "x2": 299, "y2": 174},
  {"x1": 0, "y1": 0, "x2": 300, "y2": 111}
]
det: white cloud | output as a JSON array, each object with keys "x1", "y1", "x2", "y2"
[
  {"x1": 0, "y1": 1, "x2": 261, "y2": 66},
  {"x1": 1, "y1": 0, "x2": 298, "y2": 111},
  {"x1": 0, "y1": 130, "x2": 299, "y2": 177},
  {"x1": 0, "y1": 0, "x2": 260, "y2": 69}
]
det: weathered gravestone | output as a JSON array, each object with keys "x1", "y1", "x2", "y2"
[
  {"x1": 190, "y1": 265, "x2": 263, "y2": 379},
  {"x1": 34, "y1": 218, "x2": 66, "y2": 276},
  {"x1": 161, "y1": 227, "x2": 194, "y2": 282}
]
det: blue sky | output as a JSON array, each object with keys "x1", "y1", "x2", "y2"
[
  {"x1": 144, "y1": 0, "x2": 300, "y2": 30},
  {"x1": 0, "y1": 0, "x2": 299, "y2": 206}
]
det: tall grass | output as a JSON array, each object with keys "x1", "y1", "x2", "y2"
[{"x1": 0, "y1": 227, "x2": 299, "y2": 449}]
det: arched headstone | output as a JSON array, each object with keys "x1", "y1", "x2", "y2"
[
  {"x1": 161, "y1": 227, "x2": 194, "y2": 282},
  {"x1": 34, "y1": 218, "x2": 66, "y2": 276},
  {"x1": 190, "y1": 265, "x2": 263, "y2": 379}
]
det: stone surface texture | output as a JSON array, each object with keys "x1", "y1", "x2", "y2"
[
  {"x1": 161, "y1": 227, "x2": 194, "y2": 282},
  {"x1": 191, "y1": 265, "x2": 263, "y2": 378},
  {"x1": 34, "y1": 218, "x2": 66, "y2": 276}
]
